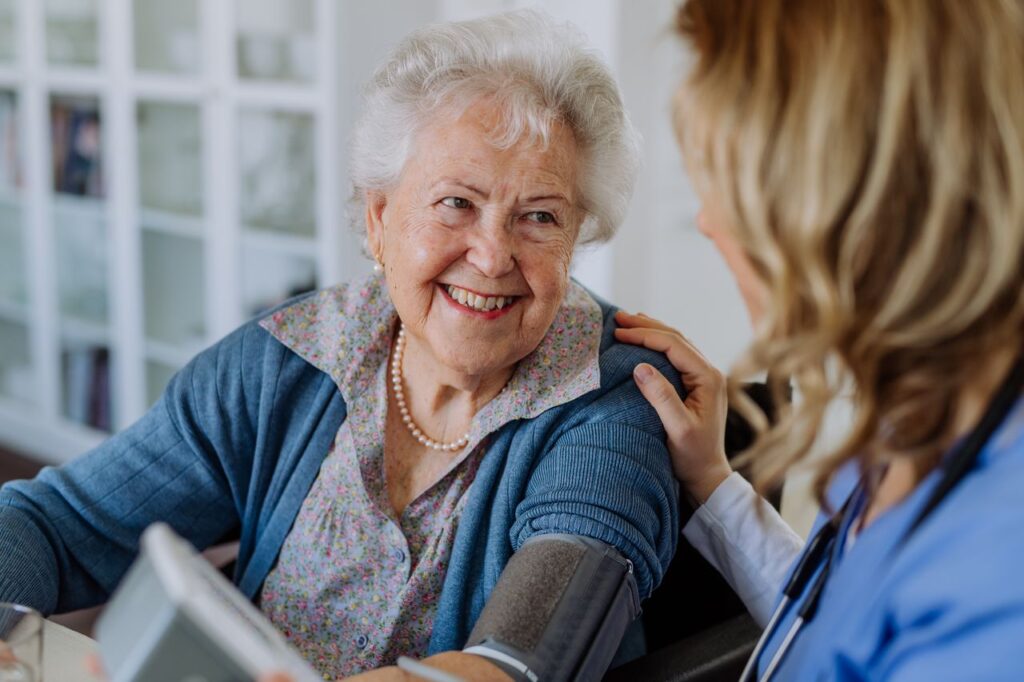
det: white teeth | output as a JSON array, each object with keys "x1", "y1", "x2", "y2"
[{"x1": 444, "y1": 285, "x2": 515, "y2": 312}]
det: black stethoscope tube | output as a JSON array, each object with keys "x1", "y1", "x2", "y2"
[
  {"x1": 740, "y1": 349, "x2": 1024, "y2": 682},
  {"x1": 737, "y1": 508, "x2": 844, "y2": 681}
]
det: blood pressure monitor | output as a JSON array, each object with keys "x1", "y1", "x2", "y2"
[{"x1": 95, "y1": 523, "x2": 321, "y2": 682}]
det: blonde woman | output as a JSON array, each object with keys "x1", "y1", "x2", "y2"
[{"x1": 618, "y1": 0, "x2": 1024, "y2": 679}]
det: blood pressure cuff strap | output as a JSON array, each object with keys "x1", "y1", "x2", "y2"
[{"x1": 463, "y1": 534, "x2": 641, "y2": 682}]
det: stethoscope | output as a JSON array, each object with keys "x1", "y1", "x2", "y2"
[{"x1": 739, "y1": 349, "x2": 1024, "y2": 682}]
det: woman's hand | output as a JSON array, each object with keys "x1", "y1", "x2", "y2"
[{"x1": 614, "y1": 311, "x2": 732, "y2": 504}]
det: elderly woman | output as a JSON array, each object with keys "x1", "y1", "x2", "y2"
[{"x1": 0, "y1": 11, "x2": 678, "y2": 682}]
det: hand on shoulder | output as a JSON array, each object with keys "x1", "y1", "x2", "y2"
[{"x1": 614, "y1": 311, "x2": 733, "y2": 504}]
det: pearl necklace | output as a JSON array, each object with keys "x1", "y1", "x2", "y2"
[{"x1": 391, "y1": 324, "x2": 471, "y2": 452}]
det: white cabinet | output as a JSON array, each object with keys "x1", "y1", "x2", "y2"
[{"x1": 0, "y1": 0, "x2": 353, "y2": 462}]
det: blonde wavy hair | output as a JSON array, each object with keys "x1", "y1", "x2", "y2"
[{"x1": 674, "y1": 0, "x2": 1024, "y2": 503}]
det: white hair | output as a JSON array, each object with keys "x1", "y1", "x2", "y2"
[{"x1": 349, "y1": 9, "x2": 641, "y2": 245}]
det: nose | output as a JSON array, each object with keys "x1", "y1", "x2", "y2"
[{"x1": 465, "y1": 215, "x2": 516, "y2": 278}]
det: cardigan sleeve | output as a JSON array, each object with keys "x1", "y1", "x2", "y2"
[
  {"x1": 508, "y1": 349, "x2": 682, "y2": 599},
  {"x1": 0, "y1": 323, "x2": 265, "y2": 615}
]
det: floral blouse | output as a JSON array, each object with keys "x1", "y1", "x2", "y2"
[{"x1": 257, "y1": 273, "x2": 603, "y2": 678}]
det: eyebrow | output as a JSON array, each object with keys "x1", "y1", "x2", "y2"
[
  {"x1": 431, "y1": 178, "x2": 488, "y2": 197},
  {"x1": 523, "y1": 194, "x2": 571, "y2": 205},
  {"x1": 430, "y1": 179, "x2": 572, "y2": 206}
]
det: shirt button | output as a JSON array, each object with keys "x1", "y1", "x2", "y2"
[
  {"x1": 393, "y1": 548, "x2": 406, "y2": 563},
  {"x1": 355, "y1": 634, "x2": 369, "y2": 649}
]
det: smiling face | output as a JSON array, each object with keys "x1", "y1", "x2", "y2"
[{"x1": 365, "y1": 99, "x2": 582, "y2": 380}]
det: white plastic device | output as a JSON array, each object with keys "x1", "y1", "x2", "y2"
[{"x1": 95, "y1": 523, "x2": 321, "y2": 682}]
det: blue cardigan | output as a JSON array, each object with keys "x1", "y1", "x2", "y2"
[{"x1": 0, "y1": 295, "x2": 680, "y2": 653}]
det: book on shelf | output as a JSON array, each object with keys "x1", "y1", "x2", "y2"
[
  {"x1": 51, "y1": 97, "x2": 104, "y2": 198},
  {"x1": 62, "y1": 345, "x2": 111, "y2": 432}
]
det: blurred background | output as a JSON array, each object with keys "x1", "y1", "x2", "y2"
[{"x1": 1, "y1": 0, "x2": 791, "y2": 521}]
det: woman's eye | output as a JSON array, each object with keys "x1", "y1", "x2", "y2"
[
  {"x1": 441, "y1": 196, "x2": 471, "y2": 209},
  {"x1": 525, "y1": 211, "x2": 556, "y2": 225}
]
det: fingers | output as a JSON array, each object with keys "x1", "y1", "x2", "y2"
[
  {"x1": 633, "y1": 363, "x2": 691, "y2": 438},
  {"x1": 614, "y1": 326, "x2": 716, "y2": 382},
  {"x1": 614, "y1": 310, "x2": 678, "y2": 334}
]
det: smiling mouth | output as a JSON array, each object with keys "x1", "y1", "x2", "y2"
[{"x1": 442, "y1": 284, "x2": 520, "y2": 313}]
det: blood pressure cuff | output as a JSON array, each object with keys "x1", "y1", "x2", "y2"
[{"x1": 463, "y1": 534, "x2": 641, "y2": 682}]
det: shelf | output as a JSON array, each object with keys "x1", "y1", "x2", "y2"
[
  {"x1": 46, "y1": 69, "x2": 105, "y2": 94},
  {"x1": 241, "y1": 229, "x2": 317, "y2": 258},
  {"x1": 145, "y1": 339, "x2": 199, "y2": 368},
  {"x1": 139, "y1": 207, "x2": 203, "y2": 238},
  {"x1": 0, "y1": 400, "x2": 105, "y2": 464},
  {"x1": 132, "y1": 74, "x2": 204, "y2": 102},
  {"x1": 53, "y1": 193, "x2": 105, "y2": 219},
  {"x1": 0, "y1": 0, "x2": 348, "y2": 463},
  {"x1": 60, "y1": 316, "x2": 109, "y2": 346},
  {"x1": 233, "y1": 82, "x2": 319, "y2": 111}
]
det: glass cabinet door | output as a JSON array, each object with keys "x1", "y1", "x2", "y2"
[
  {"x1": 54, "y1": 200, "x2": 108, "y2": 325},
  {"x1": 0, "y1": 87, "x2": 31, "y2": 408},
  {"x1": 0, "y1": 89, "x2": 25, "y2": 308},
  {"x1": 235, "y1": 0, "x2": 315, "y2": 83},
  {"x1": 51, "y1": 94, "x2": 107, "y2": 326},
  {"x1": 50, "y1": 91, "x2": 111, "y2": 430},
  {"x1": 0, "y1": 0, "x2": 17, "y2": 64},
  {"x1": 241, "y1": 245, "x2": 316, "y2": 317},
  {"x1": 145, "y1": 359, "x2": 176, "y2": 408},
  {"x1": 46, "y1": 0, "x2": 100, "y2": 68},
  {"x1": 141, "y1": 230, "x2": 205, "y2": 349},
  {"x1": 238, "y1": 108, "x2": 316, "y2": 237},
  {"x1": 0, "y1": 320, "x2": 33, "y2": 405},
  {"x1": 0, "y1": 202, "x2": 26, "y2": 308},
  {"x1": 137, "y1": 99, "x2": 205, "y2": 403},
  {"x1": 137, "y1": 100, "x2": 202, "y2": 218},
  {"x1": 133, "y1": 0, "x2": 200, "y2": 74}
]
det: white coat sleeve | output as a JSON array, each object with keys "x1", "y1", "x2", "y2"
[{"x1": 681, "y1": 472, "x2": 805, "y2": 627}]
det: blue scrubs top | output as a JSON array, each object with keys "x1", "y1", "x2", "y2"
[{"x1": 758, "y1": 397, "x2": 1024, "y2": 681}]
